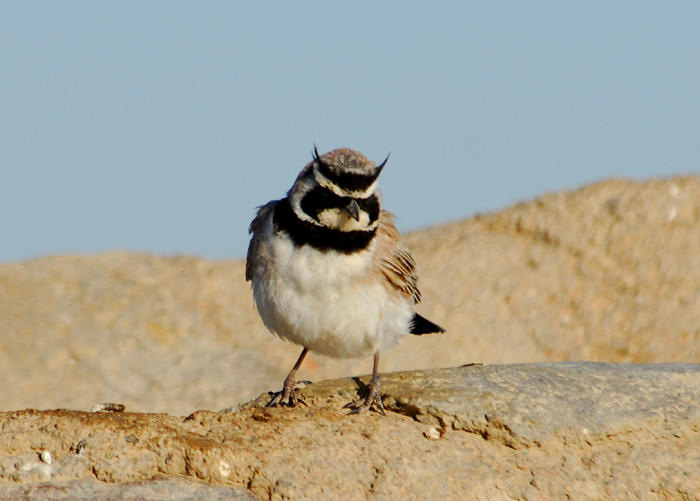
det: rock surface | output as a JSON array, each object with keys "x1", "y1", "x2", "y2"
[
  {"x1": 0, "y1": 478, "x2": 255, "y2": 500},
  {"x1": 1, "y1": 363, "x2": 698, "y2": 499},
  {"x1": 1, "y1": 177, "x2": 699, "y2": 498},
  {"x1": 0, "y1": 177, "x2": 698, "y2": 415}
]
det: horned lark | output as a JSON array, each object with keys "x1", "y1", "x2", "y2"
[{"x1": 246, "y1": 147, "x2": 444, "y2": 413}]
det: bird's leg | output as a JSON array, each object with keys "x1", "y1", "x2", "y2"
[
  {"x1": 347, "y1": 351, "x2": 386, "y2": 415},
  {"x1": 267, "y1": 347, "x2": 308, "y2": 407}
]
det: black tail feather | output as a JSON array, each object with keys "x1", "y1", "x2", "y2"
[{"x1": 409, "y1": 313, "x2": 445, "y2": 335}]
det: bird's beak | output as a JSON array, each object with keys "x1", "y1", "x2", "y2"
[{"x1": 343, "y1": 199, "x2": 361, "y2": 221}]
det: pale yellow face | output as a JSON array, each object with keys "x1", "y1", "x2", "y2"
[{"x1": 317, "y1": 208, "x2": 372, "y2": 231}]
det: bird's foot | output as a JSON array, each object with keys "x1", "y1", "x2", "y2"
[
  {"x1": 344, "y1": 376, "x2": 386, "y2": 415},
  {"x1": 266, "y1": 379, "x2": 311, "y2": 408}
]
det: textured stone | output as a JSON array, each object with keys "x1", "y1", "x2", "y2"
[
  {"x1": 292, "y1": 362, "x2": 700, "y2": 448},
  {"x1": 1, "y1": 363, "x2": 698, "y2": 499},
  {"x1": 1, "y1": 177, "x2": 699, "y2": 498},
  {"x1": 0, "y1": 177, "x2": 698, "y2": 415},
  {"x1": 0, "y1": 478, "x2": 254, "y2": 500}
]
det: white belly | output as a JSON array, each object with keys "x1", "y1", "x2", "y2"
[{"x1": 252, "y1": 229, "x2": 412, "y2": 359}]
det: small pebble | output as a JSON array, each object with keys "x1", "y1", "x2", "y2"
[
  {"x1": 424, "y1": 427, "x2": 441, "y2": 440},
  {"x1": 218, "y1": 460, "x2": 231, "y2": 477},
  {"x1": 40, "y1": 450, "x2": 52, "y2": 464},
  {"x1": 91, "y1": 403, "x2": 126, "y2": 412}
]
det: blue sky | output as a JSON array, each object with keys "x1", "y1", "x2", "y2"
[{"x1": 2, "y1": 2, "x2": 699, "y2": 262}]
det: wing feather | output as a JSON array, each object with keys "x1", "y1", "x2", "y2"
[
  {"x1": 245, "y1": 201, "x2": 276, "y2": 282},
  {"x1": 375, "y1": 211, "x2": 422, "y2": 304}
]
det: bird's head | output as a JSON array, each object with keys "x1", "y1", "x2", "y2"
[{"x1": 289, "y1": 147, "x2": 388, "y2": 233}]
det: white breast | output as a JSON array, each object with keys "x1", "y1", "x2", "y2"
[{"x1": 251, "y1": 217, "x2": 412, "y2": 358}]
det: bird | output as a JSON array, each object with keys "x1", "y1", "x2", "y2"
[{"x1": 245, "y1": 146, "x2": 445, "y2": 413}]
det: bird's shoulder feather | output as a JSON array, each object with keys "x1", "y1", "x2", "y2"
[
  {"x1": 374, "y1": 211, "x2": 421, "y2": 304},
  {"x1": 246, "y1": 201, "x2": 277, "y2": 281}
]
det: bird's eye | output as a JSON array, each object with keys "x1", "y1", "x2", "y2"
[{"x1": 301, "y1": 187, "x2": 350, "y2": 219}]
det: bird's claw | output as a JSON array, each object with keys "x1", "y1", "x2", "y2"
[
  {"x1": 265, "y1": 380, "x2": 311, "y2": 408},
  {"x1": 344, "y1": 379, "x2": 386, "y2": 415}
]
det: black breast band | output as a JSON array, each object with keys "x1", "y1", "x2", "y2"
[{"x1": 273, "y1": 199, "x2": 376, "y2": 253}]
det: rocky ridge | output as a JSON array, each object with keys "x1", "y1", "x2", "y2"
[
  {"x1": 1, "y1": 363, "x2": 698, "y2": 499},
  {"x1": 0, "y1": 177, "x2": 697, "y2": 415},
  {"x1": 1, "y1": 176, "x2": 699, "y2": 499}
]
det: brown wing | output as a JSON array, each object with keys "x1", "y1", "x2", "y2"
[
  {"x1": 245, "y1": 201, "x2": 276, "y2": 282},
  {"x1": 375, "y1": 211, "x2": 422, "y2": 304}
]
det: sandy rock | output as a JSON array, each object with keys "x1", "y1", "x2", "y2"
[
  {"x1": 0, "y1": 477, "x2": 254, "y2": 500},
  {"x1": 0, "y1": 177, "x2": 698, "y2": 416},
  {"x1": 292, "y1": 362, "x2": 700, "y2": 447},
  {"x1": 1, "y1": 363, "x2": 698, "y2": 499}
]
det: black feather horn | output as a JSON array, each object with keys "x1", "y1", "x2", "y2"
[
  {"x1": 313, "y1": 144, "x2": 327, "y2": 168},
  {"x1": 375, "y1": 153, "x2": 390, "y2": 176}
]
